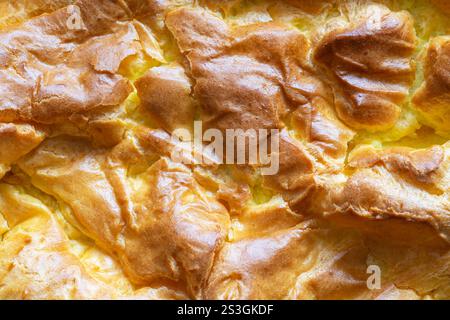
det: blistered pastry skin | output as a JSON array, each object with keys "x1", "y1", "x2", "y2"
[
  {"x1": 0, "y1": 0, "x2": 449, "y2": 300},
  {"x1": 314, "y1": 5, "x2": 417, "y2": 130},
  {"x1": 413, "y1": 36, "x2": 450, "y2": 136}
]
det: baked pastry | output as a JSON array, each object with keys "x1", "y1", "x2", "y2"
[{"x1": 0, "y1": 0, "x2": 449, "y2": 300}]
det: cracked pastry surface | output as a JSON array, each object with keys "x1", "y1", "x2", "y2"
[
  {"x1": 314, "y1": 5, "x2": 416, "y2": 131},
  {"x1": 0, "y1": 0, "x2": 449, "y2": 300}
]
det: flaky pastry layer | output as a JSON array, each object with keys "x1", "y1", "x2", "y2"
[{"x1": 0, "y1": 0, "x2": 449, "y2": 300}]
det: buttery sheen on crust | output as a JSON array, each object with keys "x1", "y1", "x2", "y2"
[
  {"x1": 314, "y1": 5, "x2": 416, "y2": 130},
  {"x1": 0, "y1": 0, "x2": 449, "y2": 300},
  {"x1": 413, "y1": 36, "x2": 450, "y2": 136}
]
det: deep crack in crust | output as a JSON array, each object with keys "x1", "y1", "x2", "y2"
[{"x1": 0, "y1": 0, "x2": 449, "y2": 300}]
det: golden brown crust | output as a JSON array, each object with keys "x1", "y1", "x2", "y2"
[
  {"x1": 0, "y1": 0, "x2": 137, "y2": 124},
  {"x1": 17, "y1": 136, "x2": 230, "y2": 298},
  {"x1": 205, "y1": 224, "x2": 316, "y2": 300},
  {"x1": 290, "y1": 96, "x2": 355, "y2": 169},
  {"x1": 413, "y1": 36, "x2": 450, "y2": 135},
  {"x1": 166, "y1": 7, "x2": 355, "y2": 208},
  {"x1": 262, "y1": 131, "x2": 316, "y2": 209},
  {"x1": 205, "y1": 223, "x2": 378, "y2": 300},
  {"x1": 135, "y1": 63, "x2": 196, "y2": 132},
  {"x1": 165, "y1": 7, "x2": 332, "y2": 132},
  {"x1": 0, "y1": 0, "x2": 449, "y2": 300},
  {"x1": 118, "y1": 158, "x2": 230, "y2": 297},
  {"x1": 314, "y1": 5, "x2": 416, "y2": 130},
  {"x1": 0, "y1": 123, "x2": 45, "y2": 178},
  {"x1": 431, "y1": 0, "x2": 450, "y2": 15},
  {"x1": 0, "y1": 184, "x2": 114, "y2": 299},
  {"x1": 0, "y1": 183, "x2": 189, "y2": 299},
  {"x1": 0, "y1": 216, "x2": 113, "y2": 299},
  {"x1": 312, "y1": 144, "x2": 450, "y2": 244}
]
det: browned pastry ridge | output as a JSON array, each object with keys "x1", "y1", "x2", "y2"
[{"x1": 0, "y1": 0, "x2": 449, "y2": 300}]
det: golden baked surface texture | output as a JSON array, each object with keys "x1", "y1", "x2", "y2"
[{"x1": 0, "y1": 0, "x2": 449, "y2": 300}]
